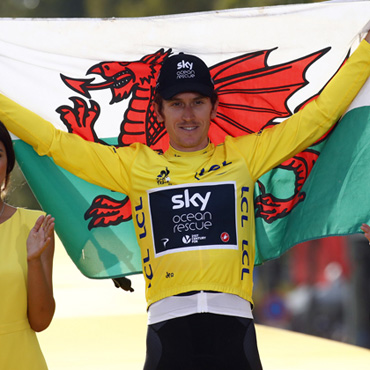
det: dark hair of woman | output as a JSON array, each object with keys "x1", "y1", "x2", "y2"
[{"x1": 0, "y1": 120, "x2": 16, "y2": 196}]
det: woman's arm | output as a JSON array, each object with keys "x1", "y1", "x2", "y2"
[{"x1": 27, "y1": 214, "x2": 56, "y2": 332}]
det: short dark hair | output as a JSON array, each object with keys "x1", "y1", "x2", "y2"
[
  {"x1": 153, "y1": 90, "x2": 219, "y2": 117},
  {"x1": 0, "y1": 120, "x2": 15, "y2": 196}
]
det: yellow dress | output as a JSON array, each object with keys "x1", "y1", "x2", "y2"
[{"x1": 0, "y1": 208, "x2": 48, "y2": 369}]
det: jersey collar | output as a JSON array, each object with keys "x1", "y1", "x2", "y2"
[{"x1": 164, "y1": 141, "x2": 214, "y2": 159}]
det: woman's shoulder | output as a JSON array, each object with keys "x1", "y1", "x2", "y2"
[
  {"x1": 16, "y1": 207, "x2": 45, "y2": 222},
  {"x1": 0, "y1": 206, "x2": 44, "y2": 229}
]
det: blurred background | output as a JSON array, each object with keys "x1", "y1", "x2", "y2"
[
  {"x1": 2, "y1": 0, "x2": 370, "y2": 352},
  {"x1": 1, "y1": 0, "x2": 327, "y2": 18}
]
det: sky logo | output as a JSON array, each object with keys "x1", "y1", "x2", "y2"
[{"x1": 171, "y1": 189, "x2": 211, "y2": 211}]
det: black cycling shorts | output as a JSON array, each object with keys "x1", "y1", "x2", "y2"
[{"x1": 143, "y1": 313, "x2": 263, "y2": 370}]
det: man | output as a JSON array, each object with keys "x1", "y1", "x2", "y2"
[{"x1": 1, "y1": 31, "x2": 370, "y2": 369}]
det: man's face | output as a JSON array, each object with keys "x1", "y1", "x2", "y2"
[{"x1": 154, "y1": 92, "x2": 218, "y2": 152}]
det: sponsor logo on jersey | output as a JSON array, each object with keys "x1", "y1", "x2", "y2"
[
  {"x1": 172, "y1": 189, "x2": 211, "y2": 211},
  {"x1": 194, "y1": 160, "x2": 232, "y2": 181},
  {"x1": 156, "y1": 167, "x2": 171, "y2": 185},
  {"x1": 221, "y1": 232, "x2": 230, "y2": 242},
  {"x1": 148, "y1": 182, "x2": 238, "y2": 256}
]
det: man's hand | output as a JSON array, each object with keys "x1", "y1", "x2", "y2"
[
  {"x1": 360, "y1": 223, "x2": 370, "y2": 243},
  {"x1": 365, "y1": 30, "x2": 370, "y2": 44},
  {"x1": 112, "y1": 276, "x2": 134, "y2": 292}
]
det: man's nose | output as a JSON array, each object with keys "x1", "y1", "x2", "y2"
[{"x1": 182, "y1": 105, "x2": 195, "y2": 120}]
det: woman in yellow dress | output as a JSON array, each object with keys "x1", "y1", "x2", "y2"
[{"x1": 0, "y1": 121, "x2": 55, "y2": 369}]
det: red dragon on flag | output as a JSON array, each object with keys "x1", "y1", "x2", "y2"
[{"x1": 55, "y1": 46, "x2": 333, "y2": 231}]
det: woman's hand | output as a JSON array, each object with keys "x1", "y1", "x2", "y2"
[
  {"x1": 27, "y1": 214, "x2": 55, "y2": 261},
  {"x1": 27, "y1": 214, "x2": 56, "y2": 332}
]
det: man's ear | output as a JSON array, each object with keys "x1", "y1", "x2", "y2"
[
  {"x1": 153, "y1": 102, "x2": 164, "y2": 123},
  {"x1": 211, "y1": 98, "x2": 219, "y2": 120}
]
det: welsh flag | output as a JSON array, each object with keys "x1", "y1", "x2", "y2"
[{"x1": 0, "y1": 0, "x2": 369, "y2": 279}]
